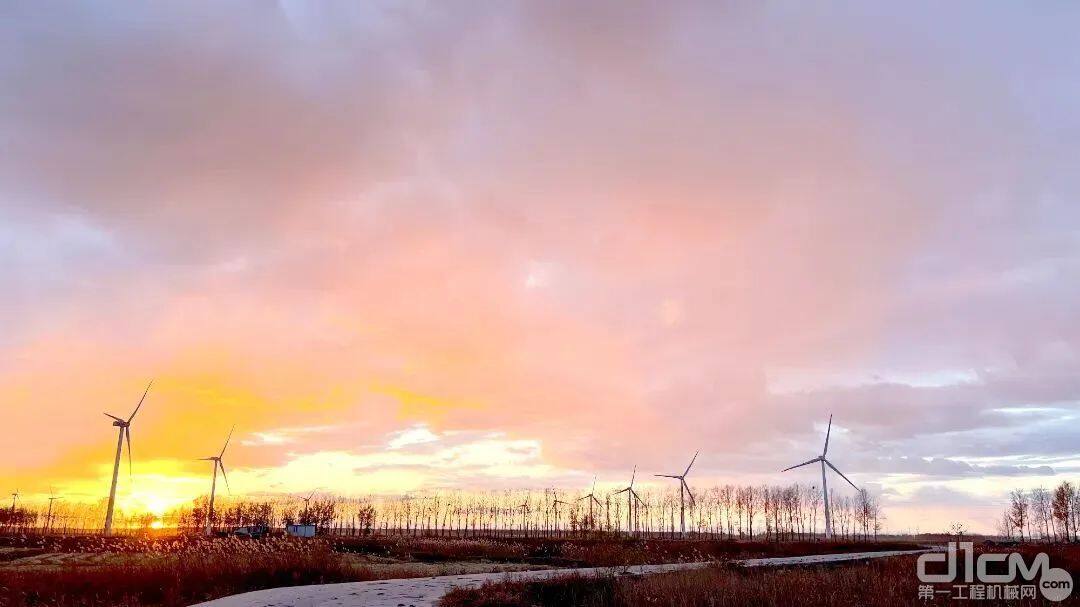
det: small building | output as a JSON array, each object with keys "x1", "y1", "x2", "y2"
[
  {"x1": 232, "y1": 525, "x2": 269, "y2": 539},
  {"x1": 286, "y1": 524, "x2": 317, "y2": 538}
]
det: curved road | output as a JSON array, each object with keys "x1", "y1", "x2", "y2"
[{"x1": 192, "y1": 549, "x2": 930, "y2": 607}]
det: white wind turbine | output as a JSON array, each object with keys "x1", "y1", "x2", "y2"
[
  {"x1": 612, "y1": 466, "x2": 644, "y2": 536},
  {"x1": 103, "y1": 381, "x2": 152, "y2": 535},
  {"x1": 577, "y1": 477, "x2": 603, "y2": 531},
  {"x1": 780, "y1": 414, "x2": 858, "y2": 539},
  {"x1": 199, "y1": 426, "x2": 234, "y2": 536},
  {"x1": 655, "y1": 450, "x2": 698, "y2": 537}
]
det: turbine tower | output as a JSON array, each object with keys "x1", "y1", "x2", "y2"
[
  {"x1": 780, "y1": 414, "x2": 859, "y2": 539},
  {"x1": 103, "y1": 381, "x2": 152, "y2": 535},
  {"x1": 199, "y1": 426, "x2": 234, "y2": 536},
  {"x1": 612, "y1": 466, "x2": 644, "y2": 536},
  {"x1": 518, "y1": 497, "x2": 530, "y2": 536},
  {"x1": 548, "y1": 489, "x2": 568, "y2": 535},
  {"x1": 655, "y1": 450, "x2": 698, "y2": 537},
  {"x1": 46, "y1": 491, "x2": 62, "y2": 534},
  {"x1": 9, "y1": 490, "x2": 17, "y2": 513},
  {"x1": 577, "y1": 477, "x2": 602, "y2": 531}
]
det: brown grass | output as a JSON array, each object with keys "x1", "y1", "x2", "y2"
[
  {"x1": 441, "y1": 546, "x2": 1080, "y2": 607},
  {"x1": 0, "y1": 537, "x2": 422, "y2": 607},
  {"x1": 331, "y1": 536, "x2": 922, "y2": 567},
  {"x1": 0, "y1": 534, "x2": 927, "y2": 607}
]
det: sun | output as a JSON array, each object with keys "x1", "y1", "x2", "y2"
[{"x1": 141, "y1": 495, "x2": 172, "y2": 517}]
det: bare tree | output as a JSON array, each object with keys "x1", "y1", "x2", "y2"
[
  {"x1": 1052, "y1": 481, "x2": 1075, "y2": 542},
  {"x1": 743, "y1": 486, "x2": 758, "y2": 539},
  {"x1": 1009, "y1": 489, "x2": 1029, "y2": 542},
  {"x1": 996, "y1": 510, "x2": 1014, "y2": 540},
  {"x1": 1031, "y1": 486, "x2": 1052, "y2": 543}
]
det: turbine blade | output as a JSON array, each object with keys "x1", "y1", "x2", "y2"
[
  {"x1": 630, "y1": 465, "x2": 636, "y2": 487},
  {"x1": 128, "y1": 380, "x2": 153, "y2": 423},
  {"x1": 612, "y1": 487, "x2": 630, "y2": 495},
  {"x1": 592, "y1": 496, "x2": 602, "y2": 507},
  {"x1": 781, "y1": 456, "x2": 819, "y2": 472},
  {"x1": 824, "y1": 459, "x2": 859, "y2": 490},
  {"x1": 125, "y1": 427, "x2": 133, "y2": 479},
  {"x1": 577, "y1": 494, "x2": 591, "y2": 502},
  {"x1": 219, "y1": 461, "x2": 231, "y2": 494},
  {"x1": 823, "y1": 414, "x2": 833, "y2": 455},
  {"x1": 220, "y1": 425, "x2": 235, "y2": 458},
  {"x1": 591, "y1": 475, "x2": 597, "y2": 495},
  {"x1": 683, "y1": 479, "x2": 695, "y2": 507},
  {"x1": 197, "y1": 457, "x2": 215, "y2": 461},
  {"x1": 104, "y1": 413, "x2": 125, "y2": 423},
  {"x1": 684, "y1": 450, "x2": 699, "y2": 476},
  {"x1": 654, "y1": 474, "x2": 680, "y2": 479}
]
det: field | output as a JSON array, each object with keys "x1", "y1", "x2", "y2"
[
  {"x1": 0, "y1": 534, "x2": 921, "y2": 607},
  {"x1": 441, "y1": 545, "x2": 1080, "y2": 607}
]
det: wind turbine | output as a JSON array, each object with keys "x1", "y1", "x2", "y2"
[
  {"x1": 518, "y1": 497, "x2": 530, "y2": 536},
  {"x1": 655, "y1": 450, "x2": 698, "y2": 537},
  {"x1": 103, "y1": 381, "x2": 152, "y2": 535},
  {"x1": 46, "y1": 491, "x2": 62, "y2": 534},
  {"x1": 298, "y1": 488, "x2": 321, "y2": 525},
  {"x1": 612, "y1": 466, "x2": 644, "y2": 536},
  {"x1": 548, "y1": 489, "x2": 568, "y2": 535},
  {"x1": 780, "y1": 414, "x2": 859, "y2": 539},
  {"x1": 577, "y1": 477, "x2": 602, "y2": 531},
  {"x1": 199, "y1": 426, "x2": 234, "y2": 536},
  {"x1": 9, "y1": 490, "x2": 17, "y2": 513}
]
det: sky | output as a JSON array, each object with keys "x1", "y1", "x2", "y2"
[{"x1": 2, "y1": 1, "x2": 1079, "y2": 533}]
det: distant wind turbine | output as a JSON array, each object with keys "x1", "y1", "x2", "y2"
[
  {"x1": 577, "y1": 477, "x2": 603, "y2": 531},
  {"x1": 612, "y1": 466, "x2": 644, "y2": 536},
  {"x1": 518, "y1": 497, "x2": 530, "y2": 535},
  {"x1": 298, "y1": 488, "x2": 322, "y2": 525},
  {"x1": 103, "y1": 381, "x2": 152, "y2": 535},
  {"x1": 9, "y1": 490, "x2": 18, "y2": 513},
  {"x1": 780, "y1": 414, "x2": 859, "y2": 539},
  {"x1": 46, "y1": 490, "x2": 62, "y2": 533},
  {"x1": 548, "y1": 489, "x2": 568, "y2": 535},
  {"x1": 655, "y1": 450, "x2": 698, "y2": 537},
  {"x1": 199, "y1": 425, "x2": 234, "y2": 536}
]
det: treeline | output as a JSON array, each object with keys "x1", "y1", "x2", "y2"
[
  {"x1": 2, "y1": 482, "x2": 883, "y2": 541},
  {"x1": 999, "y1": 481, "x2": 1080, "y2": 542}
]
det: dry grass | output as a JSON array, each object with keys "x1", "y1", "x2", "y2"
[
  {"x1": 0, "y1": 534, "x2": 926, "y2": 607},
  {"x1": 0, "y1": 535, "x2": 564, "y2": 607},
  {"x1": 441, "y1": 546, "x2": 1080, "y2": 607},
  {"x1": 0, "y1": 537, "x2": 412, "y2": 607},
  {"x1": 331, "y1": 536, "x2": 922, "y2": 567}
]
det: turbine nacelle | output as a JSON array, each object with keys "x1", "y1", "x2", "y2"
[
  {"x1": 655, "y1": 450, "x2": 698, "y2": 507},
  {"x1": 104, "y1": 412, "x2": 130, "y2": 428}
]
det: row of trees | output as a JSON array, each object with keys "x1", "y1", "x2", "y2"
[
  {"x1": 0, "y1": 507, "x2": 37, "y2": 530},
  {"x1": 1000, "y1": 481, "x2": 1080, "y2": 542},
  {"x1": 5, "y1": 482, "x2": 883, "y2": 541}
]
